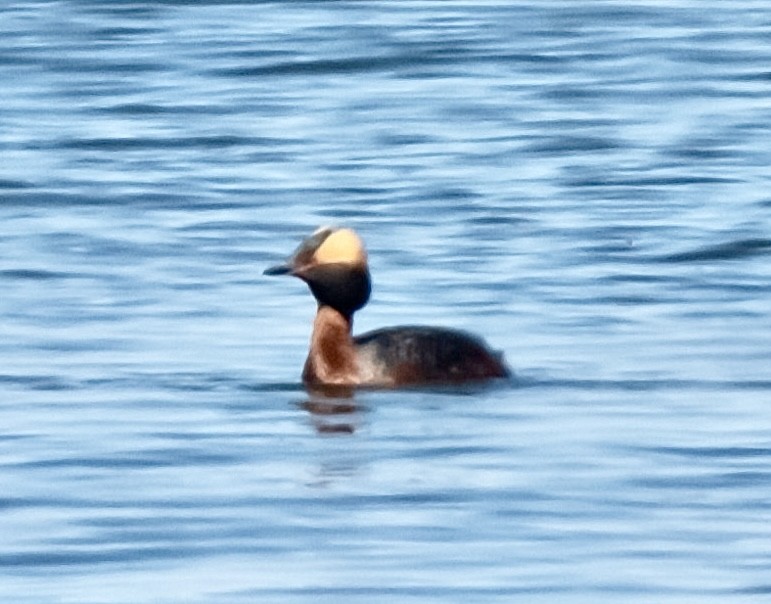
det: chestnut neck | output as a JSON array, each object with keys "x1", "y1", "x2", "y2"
[{"x1": 302, "y1": 304, "x2": 358, "y2": 386}]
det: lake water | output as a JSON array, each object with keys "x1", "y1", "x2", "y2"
[{"x1": 2, "y1": 1, "x2": 771, "y2": 602}]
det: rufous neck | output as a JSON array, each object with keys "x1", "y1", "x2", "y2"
[{"x1": 302, "y1": 305, "x2": 358, "y2": 386}]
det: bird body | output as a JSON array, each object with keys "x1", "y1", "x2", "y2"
[{"x1": 265, "y1": 227, "x2": 510, "y2": 388}]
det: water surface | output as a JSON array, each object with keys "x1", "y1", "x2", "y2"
[{"x1": 1, "y1": 1, "x2": 771, "y2": 602}]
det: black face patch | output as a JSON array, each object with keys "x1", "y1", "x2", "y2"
[{"x1": 298, "y1": 263, "x2": 371, "y2": 317}]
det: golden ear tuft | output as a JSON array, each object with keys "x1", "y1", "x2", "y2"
[{"x1": 313, "y1": 228, "x2": 367, "y2": 266}]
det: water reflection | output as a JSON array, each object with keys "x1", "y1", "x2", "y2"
[
  {"x1": 298, "y1": 388, "x2": 363, "y2": 435},
  {"x1": 299, "y1": 391, "x2": 369, "y2": 487}
]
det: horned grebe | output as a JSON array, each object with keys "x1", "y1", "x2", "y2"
[{"x1": 264, "y1": 227, "x2": 510, "y2": 387}]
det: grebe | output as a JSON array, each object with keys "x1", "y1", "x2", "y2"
[{"x1": 264, "y1": 226, "x2": 510, "y2": 388}]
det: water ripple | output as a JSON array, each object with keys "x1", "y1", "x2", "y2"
[{"x1": 1, "y1": 2, "x2": 770, "y2": 602}]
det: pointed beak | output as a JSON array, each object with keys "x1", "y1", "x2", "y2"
[
  {"x1": 263, "y1": 262, "x2": 293, "y2": 276},
  {"x1": 265, "y1": 227, "x2": 332, "y2": 277}
]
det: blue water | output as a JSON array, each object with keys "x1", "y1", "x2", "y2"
[{"x1": 2, "y1": 1, "x2": 771, "y2": 602}]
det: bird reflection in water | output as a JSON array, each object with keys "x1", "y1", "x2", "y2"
[{"x1": 299, "y1": 384, "x2": 362, "y2": 435}]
